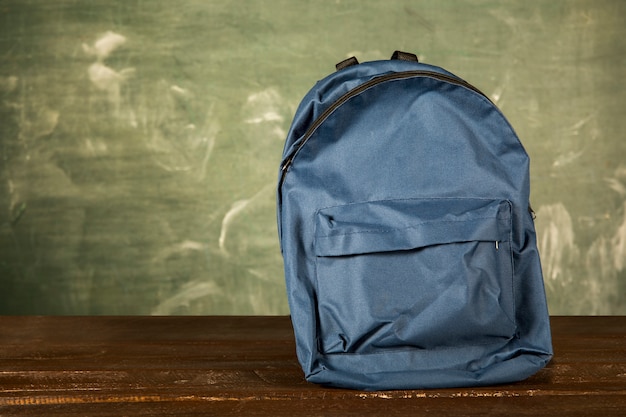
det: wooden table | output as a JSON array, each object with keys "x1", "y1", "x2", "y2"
[{"x1": 0, "y1": 316, "x2": 624, "y2": 416}]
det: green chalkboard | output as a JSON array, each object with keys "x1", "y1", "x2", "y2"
[{"x1": 0, "y1": 0, "x2": 624, "y2": 314}]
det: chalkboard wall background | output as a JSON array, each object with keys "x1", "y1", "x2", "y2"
[{"x1": 1, "y1": 0, "x2": 624, "y2": 315}]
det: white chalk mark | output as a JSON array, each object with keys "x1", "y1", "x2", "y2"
[
  {"x1": 218, "y1": 199, "x2": 251, "y2": 257},
  {"x1": 84, "y1": 31, "x2": 135, "y2": 119},
  {"x1": 536, "y1": 203, "x2": 577, "y2": 282},
  {"x1": 152, "y1": 158, "x2": 192, "y2": 173},
  {"x1": 345, "y1": 50, "x2": 385, "y2": 62},
  {"x1": 87, "y1": 63, "x2": 135, "y2": 118},
  {"x1": 612, "y1": 202, "x2": 626, "y2": 271},
  {"x1": 536, "y1": 201, "x2": 625, "y2": 314},
  {"x1": 490, "y1": 86, "x2": 504, "y2": 104},
  {"x1": 198, "y1": 104, "x2": 220, "y2": 181},
  {"x1": 179, "y1": 240, "x2": 204, "y2": 251},
  {"x1": 245, "y1": 111, "x2": 283, "y2": 124},
  {"x1": 85, "y1": 138, "x2": 108, "y2": 155},
  {"x1": 605, "y1": 178, "x2": 626, "y2": 196},
  {"x1": 170, "y1": 85, "x2": 189, "y2": 96},
  {"x1": 247, "y1": 268, "x2": 273, "y2": 283},
  {"x1": 198, "y1": 135, "x2": 216, "y2": 180},
  {"x1": 87, "y1": 62, "x2": 132, "y2": 90},
  {"x1": 490, "y1": 73, "x2": 510, "y2": 105},
  {"x1": 33, "y1": 107, "x2": 60, "y2": 138},
  {"x1": 151, "y1": 281, "x2": 221, "y2": 315},
  {"x1": 82, "y1": 31, "x2": 127, "y2": 61},
  {"x1": 604, "y1": 165, "x2": 626, "y2": 196},
  {"x1": 152, "y1": 240, "x2": 205, "y2": 263},
  {"x1": 272, "y1": 125, "x2": 286, "y2": 139},
  {"x1": 242, "y1": 88, "x2": 284, "y2": 125},
  {"x1": 552, "y1": 150, "x2": 584, "y2": 168},
  {"x1": 217, "y1": 184, "x2": 274, "y2": 257},
  {"x1": 569, "y1": 114, "x2": 595, "y2": 135}
]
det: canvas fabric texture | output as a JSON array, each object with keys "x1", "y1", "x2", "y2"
[{"x1": 277, "y1": 52, "x2": 553, "y2": 390}]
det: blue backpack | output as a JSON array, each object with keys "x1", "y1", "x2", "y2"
[{"x1": 277, "y1": 51, "x2": 553, "y2": 390}]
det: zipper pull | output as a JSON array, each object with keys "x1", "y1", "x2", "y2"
[
  {"x1": 281, "y1": 154, "x2": 294, "y2": 172},
  {"x1": 495, "y1": 241, "x2": 499, "y2": 250}
]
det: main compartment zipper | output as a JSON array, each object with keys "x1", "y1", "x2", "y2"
[{"x1": 278, "y1": 70, "x2": 490, "y2": 189}]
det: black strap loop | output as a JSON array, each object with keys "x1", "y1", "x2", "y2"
[
  {"x1": 335, "y1": 56, "x2": 359, "y2": 71},
  {"x1": 391, "y1": 50, "x2": 419, "y2": 62}
]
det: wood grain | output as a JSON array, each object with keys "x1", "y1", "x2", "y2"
[{"x1": 0, "y1": 316, "x2": 624, "y2": 416}]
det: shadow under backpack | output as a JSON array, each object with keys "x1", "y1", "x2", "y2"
[{"x1": 276, "y1": 51, "x2": 553, "y2": 391}]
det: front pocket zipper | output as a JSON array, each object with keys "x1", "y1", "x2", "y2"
[{"x1": 313, "y1": 198, "x2": 516, "y2": 354}]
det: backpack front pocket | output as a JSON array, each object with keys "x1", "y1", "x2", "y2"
[{"x1": 314, "y1": 198, "x2": 517, "y2": 354}]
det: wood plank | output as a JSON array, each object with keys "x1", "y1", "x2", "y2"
[{"x1": 0, "y1": 316, "x2": 624, "y2": 416}]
